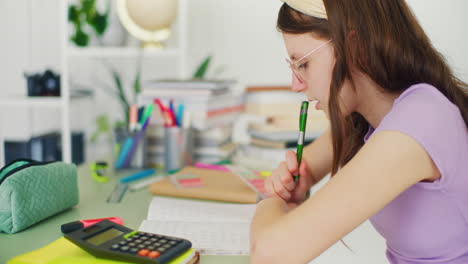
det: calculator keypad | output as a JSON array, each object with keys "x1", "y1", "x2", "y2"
[{"x1": 110, "y1": 232, "x2": 183, "y2": 260}]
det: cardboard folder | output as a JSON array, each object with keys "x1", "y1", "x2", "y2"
[{"x1": 149, "y1": 166, "x2": 258, "y2": 204}]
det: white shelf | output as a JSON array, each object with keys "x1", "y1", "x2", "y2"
[
  {"x1": 0, "y1": 0, "x2": 188, "y2": 165},
  {"x1": 67, "y1": 46, "x2": 180, "y2": 58},
  {"x1": 0, "y1": 97, "x2": 64, "y2": 107}
]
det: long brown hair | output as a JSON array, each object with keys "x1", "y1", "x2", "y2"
[{"x1": 277, "y1": 0, "x2": 468, "y2": 175}]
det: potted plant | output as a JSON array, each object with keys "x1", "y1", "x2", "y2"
[{"x1": 68, "y1": 0, "x2": 111, "y2": 46}]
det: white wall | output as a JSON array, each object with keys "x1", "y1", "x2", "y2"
[
  {"x1": 406, "y1": 0, "x2": 468, "y2": 81},
  {"x1": 186, "y1": 0, "x2": 468, "y2": 85}
]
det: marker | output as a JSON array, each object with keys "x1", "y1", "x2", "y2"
[
  {"x1": 61, "y1": 217, "x2": 123, "y2": 234},
  {"x1": 176, "y1": 103, "x2": 185, "y2": 127},
  {"x1": 168, "y1": 100, "x2": 178, "y2": 127},
  {"x1": 154, "y1": 99, "x2": 173, "y2": 126},
  {"x1": 294, "y1": 101, "x2": 309, "y2": 184},
  {"x1": 129, "y1": 105, "x2": 138, "y2": 132},
  {"x1": 122, "y1": 118, "x2": 150, "y2": 168},
  {"x1": 115, "y1": 137, "x2": 134, "y2": 169},
  {"x1": 119, "y1": 168, "x2": 156, "y2": 183},
  {"x1": 139, "y1": 104, "x2": 154, "y2": 129}
]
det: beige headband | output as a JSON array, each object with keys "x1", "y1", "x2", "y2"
[{"x1": 281, "y1": 0, "x2": 328, "y2": 20}]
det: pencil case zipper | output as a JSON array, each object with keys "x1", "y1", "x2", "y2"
[{"x1": 0, "y1": 159, "x2": 56, "y2": 186}]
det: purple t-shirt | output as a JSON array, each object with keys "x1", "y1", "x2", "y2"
[{"x1": 364, "y1": 83, "x2": 468, "y2": 263}]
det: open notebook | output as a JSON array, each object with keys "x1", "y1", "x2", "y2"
[{"x1": 139, "y1": 196, "x2": 256, "y2": 255}]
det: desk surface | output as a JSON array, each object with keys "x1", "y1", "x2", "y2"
[{"x1": 0, "y1": 165, "x2": 249, "y2": 264}]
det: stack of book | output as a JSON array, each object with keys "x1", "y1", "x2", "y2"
[
  {"x1": 139, "y1": 79, "x2": 244, "y2": 166},
  {"x1": 236, "y1": 86, "x2": 329, "y2": 165}
]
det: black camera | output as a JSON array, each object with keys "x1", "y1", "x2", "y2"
[{"x1": 25, "y1": 69, "x2": 61, "y2": 97}]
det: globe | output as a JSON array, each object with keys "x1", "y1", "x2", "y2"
[{"x1": 117, "y1": 0, "x2": 179, "y2": 49}]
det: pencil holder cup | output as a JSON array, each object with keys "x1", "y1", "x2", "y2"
[
  {"x1": 164, "y1": 126, "x2": 194, "y2": 172},
  {"x1": 113, "y1": 127, "x2": 148, "y2": 170}
]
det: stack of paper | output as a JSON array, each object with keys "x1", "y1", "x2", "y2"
[{"x1": 139, "y1": 197, "x2": 256, "y2": 255}]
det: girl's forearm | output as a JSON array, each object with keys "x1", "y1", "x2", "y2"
[{"x1": 250, "y1": 197, "x2": 288, "y2": 261}]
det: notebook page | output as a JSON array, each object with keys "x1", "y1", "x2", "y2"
[
  {"x1": 139, "y1": 220, "x2": 250, "y2": 255},
  {"x1": 146, "y1": 196, "x2": 256, "y2": 223}
]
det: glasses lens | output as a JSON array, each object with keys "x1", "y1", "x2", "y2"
[
  {"x1": 286, "y1": 58, "x2": 304, "y2": 82},
  {"x1": 293, "y1": 67, "x2": 304, "y2": 82}
]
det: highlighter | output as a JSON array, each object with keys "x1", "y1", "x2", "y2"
[{"x1": 61, "y1": 217, "x2": 123, "y2": 234}]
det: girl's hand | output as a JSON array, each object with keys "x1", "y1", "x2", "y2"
[{"x1": 264, "y1": 150, "x2": 315, "y2": 204}]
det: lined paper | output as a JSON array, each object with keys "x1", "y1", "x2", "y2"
[{"x1": 139, "y1": 197, "x2": 256, "y2": 255}]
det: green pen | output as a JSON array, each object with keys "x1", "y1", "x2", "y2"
[
  {"x1": 294, "y1": 101, "x2": 309, "y2": 184},
  {"x1": 138, "y1": 104, "x2": 154, "y2": 129}
]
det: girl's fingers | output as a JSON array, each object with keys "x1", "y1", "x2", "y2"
[
  {"x1": 272, "y1": 178, "x2": 291, "y2": 201},
  {"x1": 264, "y1": 177, "x2": 275, "y2": 197},
  {"x1": 279, "y1": 162, "x2": 295, "y2": 191},
  {"x1": 291, "y1": 161, "x2": 312, "y2": 203},
  {"x1": 285, "y1": 150, "x2": 299, "y2": 175},
  {"x1": 297, "y1": 161, "x2": 311, "y2": 191}
]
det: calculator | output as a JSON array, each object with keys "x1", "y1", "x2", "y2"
[{"x1": 63, "y1": 219, "x2": 192, "y2": 264}]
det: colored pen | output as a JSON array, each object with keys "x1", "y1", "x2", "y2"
[
  {"x1": 119, "y1": 103, "x2": 154, "y2": 168},
  {"x1": 115, "y1": 137, "x2": 134, "y2": 169},
  {"x1": 176, "y1": 103, "x2": 185, "y2": 127},
  {"x1": 129, "y1": 105, "x2": 138, "y2": 132},
  {"x1": 168, "y1": 100, "x2": 178, "y2": 127},
  {"x1": 120, "y1": 168, "x2": 156, "y2": 183},
  {"x1": 122, "y1": 118, "x2": 150, "y2": 168},
  {"x1": 139, "y1": 104, "x2": 154, "y2": 129},
  {"x1": 294, "y1": 101, "x2": 309, "y2": 184},
  {"x1": 154, "y1": 99, "x2": 173, "y2": 127}
]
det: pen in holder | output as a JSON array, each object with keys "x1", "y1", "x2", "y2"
[
  {"x1": 164, "y1": 126, "x2": 194, "y2": 172},
  {"x1": 113, "y1": 127, "x2": 148, "y2": 170}
]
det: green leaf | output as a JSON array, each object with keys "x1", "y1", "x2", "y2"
[
  {"x1": 68, "y1": 5, "x2": 80, "y2": 24},
  {"x1": 91, "y1": 13, "x2": 108, "y2": 35},
  {"x1": 90, "y1": 115, "x2": 110, "y2": 143},
  {"x1": 82, "y1": 0, "x2": 96, "y2": 19},
  {"x1": 193, "y1": 55, "x2": 212, "y2": 79},
  {"x1": 71, "y1": 27, "x2": 89, "y2": 47},
  {"x1": 111, "y1": 70, "x2": 130, "y2": 124},
  {"x1": 133, "y1": 71, "x2": 141, "y2": 98}
]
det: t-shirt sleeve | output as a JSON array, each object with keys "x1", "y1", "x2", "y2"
[{"x1": 373, "y1": 84, "x2": 467, "y2": 190}]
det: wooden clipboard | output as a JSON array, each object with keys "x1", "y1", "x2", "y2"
[{"x1": 149, "y1": 166, "x2": 258, "y2": 204}]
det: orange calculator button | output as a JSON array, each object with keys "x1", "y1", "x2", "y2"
[
  {"x1": 138, "y1": 249, "x2": 150, "y2": 256},
  {"x1": 148, "y1": 251, "x2": 161, "y2": 259}
]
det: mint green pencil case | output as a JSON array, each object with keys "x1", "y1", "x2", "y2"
[{"x1": 0, "y1": 159, "x2": 79, "y2": 234}]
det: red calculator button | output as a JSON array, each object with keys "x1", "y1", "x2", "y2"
[
  {"x1": 138, "y1": 249, "x2": 150, "y2": 256},
  {"x1": 148, "y1": 251, "x2": 161, "y2": 259}
]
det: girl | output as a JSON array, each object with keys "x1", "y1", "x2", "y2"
[{"x1": 250, "y1": 0, "x2": 468, "y2": 263}]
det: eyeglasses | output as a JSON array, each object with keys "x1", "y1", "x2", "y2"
[{"x1": 285, "y1": 39, "x2": 332, "y2": 83}]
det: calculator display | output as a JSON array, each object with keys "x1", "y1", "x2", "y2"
[{"x1": 86, "y1": 228, "x2": 124, "y2": 246}]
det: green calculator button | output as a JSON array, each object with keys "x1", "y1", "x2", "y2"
[{"x1": 123, "y1": 231, "x2": 138, "y2": 239}]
